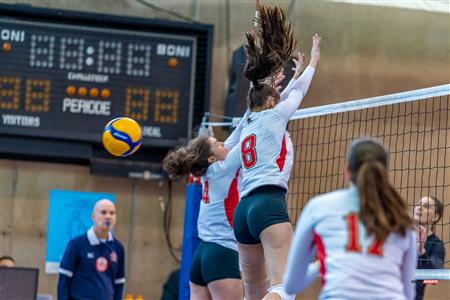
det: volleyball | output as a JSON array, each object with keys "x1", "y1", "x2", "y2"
[{"x1": 102, "y1": 117, "x2": 142, "y2": 157}]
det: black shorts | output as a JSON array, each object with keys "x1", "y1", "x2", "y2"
[
  {"x1": 189, "y1": 241, "x2": 241, "y2": 286},
  {"x1": 233, "y1": 185, "x2": 290, "y2": 244}
]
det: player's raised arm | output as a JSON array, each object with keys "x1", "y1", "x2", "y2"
[
  {"x1": 275, "y1": 34, "x2": 321, "y2": 122},
  {"x1": 279, "y1": 51, "x2": 305, "y2": 101},
  {"x1": 224, "y1": 109, "x2": 250, "y2": 150}
]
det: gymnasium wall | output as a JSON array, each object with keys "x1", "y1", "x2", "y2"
[
  {"x1": 0, "y1": 159, "x2": 186, "y2": 297},
  {"x1": 0, "y1": 0, "x2": 448, "y2": 299}
]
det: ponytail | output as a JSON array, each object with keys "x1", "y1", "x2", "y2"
[
  {"x1": 244, "y1": 5, "x2": 295, "y2": 110},
  {"x1": 162, "y1": 135, "x2": 212, "y2": 179},
  {"x1": 356, "y1": 161, "x2": 411, "y2": 242},
  {"x1": 348, "y1": 139, "x2": 412, "y2": 242}
]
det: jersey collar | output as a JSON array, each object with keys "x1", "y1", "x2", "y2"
[{"x1": 87, "y1": 226, "x2": 114, "y2": 246}]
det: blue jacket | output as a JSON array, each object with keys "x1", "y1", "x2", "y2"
[{"x1": 58, "y1": 227, "x2": 125, "y2": 300}]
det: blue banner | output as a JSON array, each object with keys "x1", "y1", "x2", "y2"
[
  {"x1": 45, "y1": 190, "x2": 115, "y2": 274},
  {"x1": 179, "y1": 182, "x2": 202, "y2": 300}
]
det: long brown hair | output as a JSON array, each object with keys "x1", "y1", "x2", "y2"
[
  {"x1": 347, "y1": 138, "x2": 412, "y2": 242},
  {"x1": 244, "y1": 5, "x2": 296, "y2": 110},
  {"x1": 162, "y1": 135, "x2": 212, "y2": 179}
]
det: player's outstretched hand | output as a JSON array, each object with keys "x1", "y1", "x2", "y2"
[
  {"x1": 309, "y1": 34, "x2": 321, "y2": 68},
  {"x1": 292, "y1": 51, "x2": 306, "y2": 80},
  {"x1": 272, "y1": 69, "x2": 286, "y2": 92}
]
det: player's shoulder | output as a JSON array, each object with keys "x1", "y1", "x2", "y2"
[
  {"x1": 205, "y1": 162, "x2": 225, "y2": 180},
  {"x1": 307, "y1": 187, "x2": 355, "y2": 208},
  {"x1": 206, "y1": 162, "x2": 221, "y2": 175},
  {"x1": 387, "y1": 228, "x2": 416, "y2": 250},
  {"x1": 248, "y1": 109, "x2": 283, "y2": 122},
  {"x1": 207, "y1": 159, "x2": 237, "y2": 179}
]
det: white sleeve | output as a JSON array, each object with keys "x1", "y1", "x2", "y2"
[
  {"x1": 279, "y1": 79, "x2": 295, "y2": 102},
  {"x1": 401, "y1": 230, "x2": 417, "y2": 300},
  {"x1": 298, "y1": 261, "x2": 320, "y2": 292},
  {"x1": 273, "y1": 66, "x2": 315, "y2": 122},
  {"x1": 224, "y1": 109, "x2": 249, "y2": 150},
  {"x1": 283, "y1": 199, "x2": 317, "y2": 294},
  {"x1": 215, "y1": 145, "x2": 241, "y2": 177}
]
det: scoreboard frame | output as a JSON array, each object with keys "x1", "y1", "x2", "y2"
[{"x1": 0, "y1": 3, "x2": 213, "y2": 178}]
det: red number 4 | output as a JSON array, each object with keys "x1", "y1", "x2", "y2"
[
  {"x1": 241, "y1": 134, "x2": 257, "y2": 169},
  {"x1": 345, "y1": 213, "x2": 383, "y2": 256}
]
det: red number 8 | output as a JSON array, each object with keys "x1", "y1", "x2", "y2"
[{"x1": 241, "y1": 134, "x2": 257, "y2": 169}]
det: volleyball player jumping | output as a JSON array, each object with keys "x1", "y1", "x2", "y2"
[{"x1": 232, "y1": 5, "x2": 321, "y2": 300}]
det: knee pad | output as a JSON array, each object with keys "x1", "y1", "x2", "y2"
[{"x1": 267, "y1": 284, "x2": 295, "y2": 300}]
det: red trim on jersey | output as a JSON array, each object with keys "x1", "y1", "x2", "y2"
[
  {"x1": 276, "y1": 135, "x2": 287, "y2": 171},
  {"x1": 202, "y1": 180, "x2": 209, "y2": 204},
  {"x1": 313, "y1": 231, "x2": 326, "y2": 286},
  {"x1": 224, "y1": 170, "x2": 240, "y2": 228}
]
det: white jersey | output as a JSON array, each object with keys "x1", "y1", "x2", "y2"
[
  {"x1": 198, "y1": 160, "x2": 240, "y2": 251},
  {"x1": 197, "y1": 110, "x2": 246, "y2": 251},
  {"x1": 283, "y1": 186, "x2": 417, "y2": 300},
  {"x1": 239, "y1": 66, "x2": 315, "y2": 197}
]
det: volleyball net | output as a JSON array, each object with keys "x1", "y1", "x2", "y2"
[
  {"x1": 203, "y1": 84, "x2": 450, "y2": 280},
  {"x1": 285, "y1": 84, "x2": 450, "y2": 280}
]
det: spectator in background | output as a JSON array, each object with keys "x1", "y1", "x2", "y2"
[
  {"x1": 414, "y1": 196, "x2": 445, "y2": 300},
  {"x1": 0, "y1": 255, "x2": 15, "y2": 267},
  {"x1": 58, "y1": 199, "x2": 125, "y2": 300}
]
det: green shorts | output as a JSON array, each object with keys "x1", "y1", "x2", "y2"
[
  {"x1": 233, "y1": 185, "x2": 290, "y2": 244},
  {"x1": 189, "y1": 240, "x2": 241, "y2": 286}
]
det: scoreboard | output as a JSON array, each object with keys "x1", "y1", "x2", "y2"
[{"x1": 0, "y1": 4, "x2": 213, "y2": 177}]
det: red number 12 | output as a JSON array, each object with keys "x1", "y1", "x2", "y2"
[{"x1": 345, "y1": 213, "x2": 383, "y2": 256}]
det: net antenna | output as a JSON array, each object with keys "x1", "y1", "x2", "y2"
[
  {"x1": 254, "y1": 0, "x2": 261, "y2": 28},
  {"x1": 198, "y1": 112, "x2": 237, "y2": 137},
  {"x1": 198, "y1": 113, "x2": 214, "y2": 137},
  {"x1": 202, "y1": 84, "x2": 450, "y2": 281}
]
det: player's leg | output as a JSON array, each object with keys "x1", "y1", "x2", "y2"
[
  {"x1": 260, "y1": 222, "x2": 294, "y2": 300},
  {"x1": 233, "y1": 196, "x2": 269, "y2": 299},
  {"x1": 189, "y1": 241, "x2": 212, "y2": 300},
  {"x1": 189, "y1": 282, "x2": 212, "y2": 300},
  {"x1": 208, "y1": 278, "x2": 243, "y2": 300},
  {"x1": 238, "y1": 242, "x2": 269, "y2": 300},
  {"x1": 201, "y1": 241, "x2": 243, "y2": 300},
  {"x1": 247, "y1": 188, "x2": 293, "y2": 300}
]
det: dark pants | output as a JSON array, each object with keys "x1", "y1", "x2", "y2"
[
  {"x1": 233, "y1": 185, "x2": 290, "y2": 244},
  {"x1": 189, "y1": 241, "x2": 240, "y2": 286}
]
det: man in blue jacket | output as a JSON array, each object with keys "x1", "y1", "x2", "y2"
[{"x1": 58, "y1": 199, "x2": 125, "y2": 300}]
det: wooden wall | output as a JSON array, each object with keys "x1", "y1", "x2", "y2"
[{"x1": 0, "y1": 0, "x2": 448, "y2": 299}]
